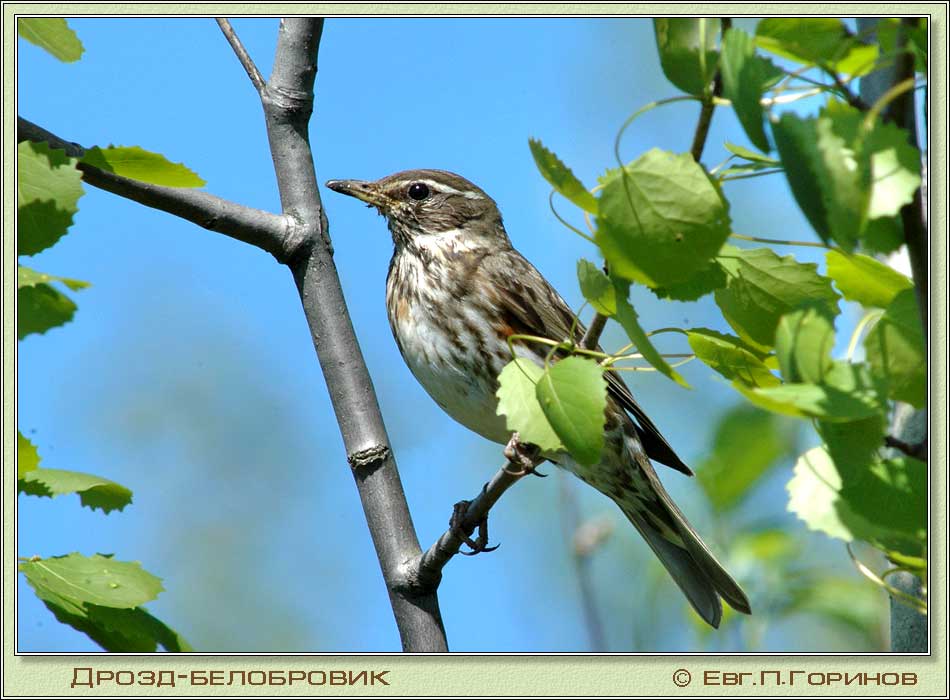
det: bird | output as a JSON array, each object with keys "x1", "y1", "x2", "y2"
[{"x1": 326, "y1": 169, "x2": 751, "y2": 628}]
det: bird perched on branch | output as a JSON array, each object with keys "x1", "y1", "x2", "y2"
[{"x1": 327, "y1": 169, "x2": 750, "y2": 628}]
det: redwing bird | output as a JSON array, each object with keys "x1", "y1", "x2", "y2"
[{"x1": 327, "y1": 169, "x2": 751, "y2": 628}]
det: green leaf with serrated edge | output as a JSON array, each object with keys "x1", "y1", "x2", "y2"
[
  {"x1": 613, "y1": 281, "x2": 689, "y2": 388},
  {"x1": 19, "y1": 469, "x2": 133, "y2": 513},
  {"x1": 653, "y1": 18, "x2": 720, "y2": 95},
  {"x1": 865, "y1": 289, "x2": 925, "y2": 408},
  {"x1": 535, "y1": 357, "x2": 607, "y2": 466},
  {"x1": 529, "y1": 139, "x2": 597, "y2": 214},
  {"x1": 19, "y1": 553, "x2": 163, "y2": 609},
  {"x1": 697, "y1": 405, "x2": 794, "y2": 511},
  {"x1": 755, "y1": 18, "x2": 876, "y2": 75},
  {"x1": 81, "y1": 146, "x2": 205, "y2": 188},
  {"x1": 863, "y1": 121, "x2": 921, "y2": 220},
  {"x1": 576, "y1": 259, "x2": 616, "y2": 315},
  {"x1": 18, "y1": 18, "x2": 84, "y2": 62},
  {"x1": 18, "y1": 265, "x2": 89, "y2": 292},
  {"x1": 496, "y1": 359, "x2": 564, "y2": 452},
  {"x1": 787, "y1": 447, "x2": 925, "y2": 556},
  {"x1": 724, "y1": 142, "x2": 780, "y2": 164},
  {"x1": 18, "y1": 283, "x2": 77, "y2": 339},
  {"x1": 818, "y1": 413, "x2": 886, "y2": 481},
  {"x1": 721, "y1": 28, "x2": 783, "y2": 152},
  {"x1": 18, "y1": 141, "x2": 84, "y2": 256},
  {"x1": 714, "y1": 245, "x2": 839, "y2": 351},
  {"x1": 825, "y1": 250, "x2": 913, "y2": 308},
  {"x1": 597, "y1": 149, "x2": 731, "y2": 287},
  {"x1": 18, "y1": 432, "x2": 40, "y2": 479},
  {"x1": 20, "y1": 560, "x2": 189, "y2": 652},
  {"x1": 650, "y1": 260, "x2": 727, "y2": 301},
  {"x1": 863, "y1": 215, "x2": 904, "y2": 256},
  {"x1": 687, "y1": 328, "x2": 779, "y2": 388},
  {"x1": 774, "y1": 305, "x2": 836, "y2": 385},
  {"x1": 787, "y1": 447, "x2": 857, "y2": 542},
  {"x1": 733, "y1": 369, "x2": 882, "y2": 422}
]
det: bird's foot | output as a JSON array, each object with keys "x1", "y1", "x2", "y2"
[
  {"x1": 503, "y1": 433, "x2": 544, "y2": 477},
  {"x1": 450, "y1": 491, "x2": 500, "y2": 556}
]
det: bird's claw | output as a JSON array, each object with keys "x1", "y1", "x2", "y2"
[
  {"x1": 450, "y1": 496, "x2": 500, "y2": 556},
  {"x1": 503, "y1": 433, "x2": 543, "y2": 476}
]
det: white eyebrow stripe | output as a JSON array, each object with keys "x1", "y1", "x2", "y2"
[{"x1": 403, "y1": 178, "x2": 485, "y2": 200}]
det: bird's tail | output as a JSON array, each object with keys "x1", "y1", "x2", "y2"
[{"x1": 614, "y1": 441, "x2": 751, "y2": 628}]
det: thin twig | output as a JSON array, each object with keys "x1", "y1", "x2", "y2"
[
  {"x1": 581, "y1": 313, "x2": 609, "y2": 350},
  {"x1": 17, "y1": 117, "x2": 290, "y2": 260},
  {"x1": 216, "y1": 18, "x2": 266, "y2": 92},
  {"x1": 884, "y1": 435, "x2": 927, "y2": 460},
  {"x1": 689, "y1": 18, "x2": 731, "y2": 163}
]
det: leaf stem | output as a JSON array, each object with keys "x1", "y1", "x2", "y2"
[{"x1": 729, "y1": 232, "x2": 829, "y2": 248}]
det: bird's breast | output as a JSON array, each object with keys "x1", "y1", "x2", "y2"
[{"x1": 386, "y1": 251, "x2": 512, "y2": 445}]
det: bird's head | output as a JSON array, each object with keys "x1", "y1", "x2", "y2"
[{"x1": 326, "y1": 169, "x2": 510, "y2": 251}]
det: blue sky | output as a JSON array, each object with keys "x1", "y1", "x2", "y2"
[{"x1": 18, "y1": 17, "x2": 879, "y2": 653}]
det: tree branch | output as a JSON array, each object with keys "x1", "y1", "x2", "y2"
[
  {"x1": 17, "y1": 117, "x2": 290, "y2": 260},
  {"x1": 216, "y1": 18, "x2": 266, "y2": 93},
  {"x1": 258, "y1": 18, "x2": 447, "y2": 652}
]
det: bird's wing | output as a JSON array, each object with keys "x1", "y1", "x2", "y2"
[{"x1": 480, "y1": 249, "x2": 692, "y2": 476}]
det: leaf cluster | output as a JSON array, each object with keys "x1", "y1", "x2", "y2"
[
  {"x1": 17, "y1": 19, "x2": 202, "y2": 651},
  {"x1": 508, "y1": 17, "x2": 926, "y2": 613}
]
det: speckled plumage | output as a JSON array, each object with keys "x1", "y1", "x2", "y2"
[{"x1": 327, "y1": 169, "x2": 751, "y2": 628}]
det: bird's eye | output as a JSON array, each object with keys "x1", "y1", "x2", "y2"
[{"x1": 408, "y1": 182, "x2": 430, "y2": 201}]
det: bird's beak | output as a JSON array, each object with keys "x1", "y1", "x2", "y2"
[{"x1": 325, "y1": 179, "x2": 390, "y2": 210}]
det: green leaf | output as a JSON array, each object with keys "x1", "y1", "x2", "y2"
[
  {"x1": 863, "y1": 215, "x2": 905, "y2": 256},
  {"x1": 774, "y1": 305, "x2": 836, "y2": 384},
  {"x1": 18, "y1": 264, "x2": 89, "y2": 292},
  {"x1": 18, "y1": 141, "x2": 84, "y2": 256},
  {"x1": 818, "y1": 413, "x2": 886, "y2": 478},
  {"x1": 529, "y1": 139, "x2": 597, "y2": 214},
  {"x1": 613, "y1": 282, "x2": 689, "y2": 388},
  {"x1": 535, "y1": 357, "x2": 607, "y2": 466},
  {"x1": 714, "y1": 246, "x2": 839, "y2": 351},
  {"x1": 755, "y1": 18, "x2": 877, "y2": 76},
  {"x1": 825, "y1": 250, "x2": 913, "y2": 308},
  {"x1": 653, "y1": 18, "x2": 720, "y2": 95},
  {"x1": 865, "y1": 289, "x2": 925, "y2": 408},
  {"x1": 18, "y1": 18, "x2": 84, "y2": 62},
  {"x1": 18, "y1": 432, "x2": 40, "y2": 479},
  {"x1": 496, "y1": 359, "x2": 564, "y2": 452},
  {"x1": 18, "y1": 283, "x2": 77, "y2": 339},
  {"x1": 596, "y1": 149, "x2": 731, "y2": 287},
  {"x1": 721, "y1": 28, "x2": 783, "y2": 152},
  {"x1": 733, "y1": 362, "x2": 884, "y2": 422},
  {"x1": 576, "y1": 259, "x2": 616, "y2": 315},
  {"x1": 19, "y1": 469, "x2": 133, "y2": 513},
  {"x1": 650, "y1": 260, "x2": 727, "y2": 301},
  {"x1": 686, "y1": 328, "x2": 779, "y2": 387},
  {"x1": 787, "y1": 447, "x2": 856, "y2": 542},
  {"x1": 20, "y1": 555, "x2": 189, "y2": 652},
  {"x1": 81, "y1": 146, "x2": 205, "y2": 188},
  {"x1": 724, "y1": 142, "x2": 780, "y2": 164},
  {"x1": 772, "y1": 105, "x2": 921, "y2": 251},
  {"x1": 19, "y1": 553, "x2": 163, "y2": 609},
  {"x1": 863, "y1": 121, "x2": 922, "y2": 220},
  {"x1": 787, "y1": 447, "x2": 925, "y2": 556},
  {"x1": 697, "y1": 405, "x2": 794, "y2": 511}
]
